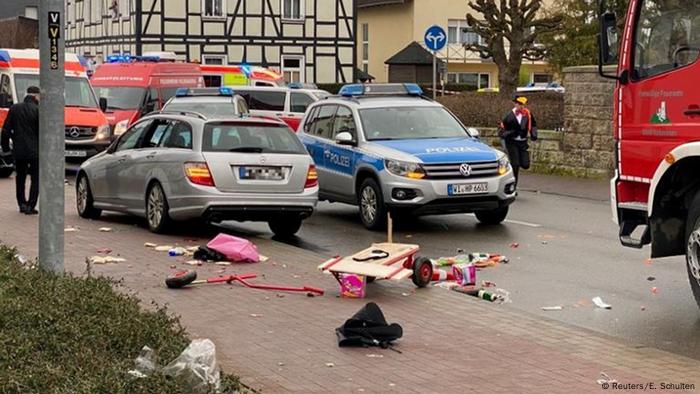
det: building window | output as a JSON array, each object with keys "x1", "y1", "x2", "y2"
[
  {"x1": 202, "y1": 55, "x2": 227, "y2": 65},
  {"x1": 203, "y1": 0, "x2": 225, "y2": 18},
  {"x1": 91, "y1": 0, "x2": 102, "y2": 24},
  {"x1": 118, "y1": 0, "x2": 130, "y2": 20},
  {"x1": 281, "y1": 56, "x2": 304, "y2": 83},
  {"x1": 362, "y1": 23, "x2": 369, "y2": 73},
  {"x1": 532, "y1": 73, "x2": 553, "y2": 84},
  {"x1": 446, "y1": 72, "x2": 490, "y2": 90},
  {"x1": 282, "y1": 0, "x2": 303, "y2": 20},
  {"x1": 448, "y1": 20, "x2": 481, "y2": 45}
]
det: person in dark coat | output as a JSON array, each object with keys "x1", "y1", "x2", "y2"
[
  {"x1": 498, "y1": 95, "x2": 538, "y2": 184},
  {"x1": 1, "y1": 86, "x2": 40, "y2": 214}
]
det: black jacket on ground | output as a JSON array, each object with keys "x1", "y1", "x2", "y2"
[
  {"x1": 498, "y1": 109, "x2": 538, "y2": 142},
  {"x1": 1, "y1": 96, "x2": 40, "y2": 161}
]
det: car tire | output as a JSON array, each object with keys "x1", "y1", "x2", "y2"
[
  {"x1": 0, "y1": 167, "x2": 13, "y2": 178},
  {"x1": 684, "y1": 192, "x2": 700, "y2": 309},
  {"x1": 475, "y1": 207, "x2": 509, "y2": 225},
  {"x1": 146, "y1": 182, "x2": 172, "y2": 234},
  {"x1": 76, "y1": 174, "x2": 102, "y2": 219},
  {"x1": 358, "y1": 178, "x2": 387, "y2": 230},
  {"x1": 269, "y1": 216, "x2": 303, "y2": 238}
]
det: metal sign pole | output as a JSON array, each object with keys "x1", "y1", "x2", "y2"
[
  {"x1": 38, "y1": 0, "x2": 65, "y2": 273},
  {"x1": 432, "y1": 51, "x2": 437, "y2": 100}
]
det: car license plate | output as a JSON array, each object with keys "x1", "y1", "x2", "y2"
[
  {"x1": 448, "y1": 182, "x2": 488, "y2": 196},
  {"x1": 65, "y1": 150, "x2": 87, "y2": 158},
  {"x1": 238, "y1": 166, "x2": 286, "y2": 181}
]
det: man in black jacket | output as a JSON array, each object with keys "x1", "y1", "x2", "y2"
[
  {"x1": 1, "y1": 86, "x2": 40, "y2": 214},
  {"x1": 498, "y1": 95, "x2": 538, "y2": 184}
]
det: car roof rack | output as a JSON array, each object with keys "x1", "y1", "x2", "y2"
[{"x1": 159, "y1": 110, "x2": 208, "y2": 120}]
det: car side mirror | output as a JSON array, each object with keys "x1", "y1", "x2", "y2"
[
  {"x1": 335, "y1": 131, "x2": 355, "y2": 146},
  {"x1": 99, "y1": 97, "x2": 108, "y2": 112},
  {"x1": 468, "y1": 127, "x2": 480, "y2": 138},
  {"x1": 0, "y1": 92, "x2": 12, "y2": 108}
]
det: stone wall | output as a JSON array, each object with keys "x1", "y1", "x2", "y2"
[{"x1": 478, "y1": 66, "x2": 616, "y2": 179}]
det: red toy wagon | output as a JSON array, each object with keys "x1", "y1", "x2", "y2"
[{"x1": 318, "y1": 243, "x2": 433, "y2": 288}]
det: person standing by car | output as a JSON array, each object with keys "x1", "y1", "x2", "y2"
[
  {"x1": 498, "y1": 95, "x2": 538, "y2": 184},
  {"x1": 1, "y1": 86, "x2": 40, "y2": 214}
]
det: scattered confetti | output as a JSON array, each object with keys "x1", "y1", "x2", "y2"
[
  {"x1": 366, "y1": 354, "x2": 383, "y2": 358},
  {"x1": 185, "y1": 260, "x2": 202, "y2": 266},
  {"x1": 651, "y1": 287, "x2": 659, "y2": 295},
  {"x1": 215, "y1": 261, "x2": 232, "y2": 266},
  {"x1": 64, "y1": 227, "x2": 79, "y2": 232}
]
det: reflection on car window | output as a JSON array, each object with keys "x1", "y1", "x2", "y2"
[
  {"x1": 359, "y1": 107, "x2": 467, "y2": 141},
  {"x1": 331, "y1": 106, "x2": 356, "y2": 139},
  {"x1": 312, "y1": 105, "x2": 337, "y2": 139},
  {"x1": 163, "y1": 101, "x2": 238, "y2": 118},
  {"x1": 290, "y1": 93, "x2": 314, "y2": 113},
  {"x1": 634, "y1": 2, "x2": 700, "y2": 80},
  {"x1": 159, "y1": 121, "x2": 193, "y2": 149},
  {"x1": 202, "y1": 123, "x2": 306, "y2": 154},
  {"x1": 116, "y1": 121, "x2": 151, "y2": 151},
  {"x1": 144, "y1": 120, "x2": 171, "y2": 148},
  {"x1": 239, "y1": 91, "x2": 286, "y2": 111}
]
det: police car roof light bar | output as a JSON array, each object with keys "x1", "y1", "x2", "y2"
[
  {"x1": 175, "y1": 87, "x2": 235, "y2": 97},
  {"x1": 339, "y1": 84, "x2": 365, "y2": 97}
]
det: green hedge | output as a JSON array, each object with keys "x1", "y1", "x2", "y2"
[
  {"x1": 438, "y1": 91, "x2": 565, "y2": 130},
  {"x1": 0, "y1": 246, "x2": 244, "y2": 393}
]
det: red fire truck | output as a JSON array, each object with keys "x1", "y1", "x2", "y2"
[{"x1": 599, "y1": 1, "x2": 700, "y2": 307}]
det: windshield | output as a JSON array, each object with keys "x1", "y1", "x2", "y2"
[
  {"x1": 633, "y1": 1, "x2": 700, "y2": 80},
  {"x1": 202, "y1": 122, "x2": 307, "y2": 154},
  {"x1": 14, "y1": 74, "x2": 98, "y2": 108},
  {"x1": 93, "y1": 86, "x2": 145, "y2": 110},
  {"x1": 360, "y1": 106, "x2": 469, "y2": 141},
  {"x1": 164, "y1": 101, "x2": 238, "y2": 118}
]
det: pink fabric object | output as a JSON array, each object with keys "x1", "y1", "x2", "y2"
[{"x1": 206, "y1": 234, "x2": 259, "y2": 263}]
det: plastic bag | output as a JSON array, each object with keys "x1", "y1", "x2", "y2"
[
  {"x1": 162, "y1": 339, "x2": 221, "y2": 392},
  {"x1": 128, "y1": 346, "x2": 158, "y2": 378},
  {"x1": 206, "y1": 233, "x2": 259, "y2": 263}
]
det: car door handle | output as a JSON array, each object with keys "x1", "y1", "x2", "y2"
[
  {"x1": 146, "y1": 152, "x2": 157, "y2": 159},
  {"x1": 117, "y1": 158, "x2": 127, "y2": 163}
]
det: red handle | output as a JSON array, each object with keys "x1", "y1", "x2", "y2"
[
  {"x1": 303, "y1": 286, "x2": 325, "y2": 295},
  {"x1": 206, "y1": 273, "x2": 257, "y2": 283}
]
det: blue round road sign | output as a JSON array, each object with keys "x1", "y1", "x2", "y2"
[{"x1": 424, "y1": 25, "x2": 447, "y2": 51}]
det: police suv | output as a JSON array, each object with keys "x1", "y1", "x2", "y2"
[{"x1": 297, "y1": 84, "x2": 517, "y2": 230}]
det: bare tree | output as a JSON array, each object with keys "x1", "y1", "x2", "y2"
[{"x1": 465, "y1": 0, "x2": 562, "y2": 95}]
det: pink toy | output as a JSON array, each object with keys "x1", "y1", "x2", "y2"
[
  {"x1": 206, "y1": 233, "x2": 259, "y2": 263},
  {"x1": 338, "y1": 273, "x2": 366, "y2": 298},
  {"x1": 452, "y1": 264, "x2": 477, "y2": 286}
]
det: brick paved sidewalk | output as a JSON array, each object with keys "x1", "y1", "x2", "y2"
[{"x1": 0, "y1": 179, "x2": 698, "y2": 393}]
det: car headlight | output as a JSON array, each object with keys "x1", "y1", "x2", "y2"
[
  {"x1": 385, "y1": 159, "x2": 426, "y2": 179},
  {"x1": 95, "y1": 125, "x2": 111, "y2": 141},
  {"x1": 113, "y1": 119, "x2": 129, "y2": 136},
  {"x1": 497, "y1": 152, "x2": 510, "y2": 176}
]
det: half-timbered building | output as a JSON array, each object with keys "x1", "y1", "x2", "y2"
[{"x1": 65, "y1": 0, "x2": 356, "y2": 83}]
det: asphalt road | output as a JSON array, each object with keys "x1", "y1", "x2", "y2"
[{"x1": 220, "y1": 176, "x2": 700, "y2": 361}]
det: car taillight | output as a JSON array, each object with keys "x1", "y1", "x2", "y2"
[
  {"x1": 184, "y1": 162, "x2": 215, "y2": 187},
  {"x1": 305, "y1": 165, "x2": 318, "y2": 188}
]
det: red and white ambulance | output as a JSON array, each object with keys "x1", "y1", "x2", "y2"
[
  {"x1": 200, "y1": 64, "x2": 285, "y2": 88},
  {"x1": 91, "y1": 55, "x2": 204, "y2": 136},
  {"x1": 0, "y1": 49, "x2": 111, "y2": 160},
  {"x1": 599, "y1": 0, "x2": 700, "y2": 306}
]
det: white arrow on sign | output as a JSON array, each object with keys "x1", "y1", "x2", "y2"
[{"x1": 426, "y1": 31, "x2": 446, "y2": 48}]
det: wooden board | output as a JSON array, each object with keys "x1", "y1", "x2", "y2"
[{"x1": 318, "y1": 243, "x2": 419, "y2": 280}]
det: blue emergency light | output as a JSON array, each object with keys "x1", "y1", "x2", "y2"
[
  {"x1": 338, "y1": 83, "x2": 424, "y2": 97},
  {"x1": 0, "y1": 50, "x2": 11, "y2": 63},
  {"x1": 106, "y1": 54, "x2": 161, "y2": 63},
  {"x1": 219, "y1": 87, "x2": 234, "y2": 96},
  {"x1": 339, "y1": 84, "x2": 365, "y2": 97},
  {"x1": 175, "y1": 88, "x2": 191, "y2": 97},
  {"x1": 240, "y1": 64, "x2": 252, "y2": 77}
]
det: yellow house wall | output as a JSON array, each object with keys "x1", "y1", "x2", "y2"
[{"x1": 357, "y1": 3, "x2": 414, "y2": 83}]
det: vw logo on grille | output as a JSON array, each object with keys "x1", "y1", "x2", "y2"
[
  {"x1": 459, "y1": 163, "x2": 472, "y2": 177},
  {"x1": 69, "y1": 126, "x2": 81, "y2": 138}
]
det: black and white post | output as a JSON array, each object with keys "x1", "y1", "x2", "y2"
[{"x1": 38, "y1": 1, "x2": 65, "y2": 272}]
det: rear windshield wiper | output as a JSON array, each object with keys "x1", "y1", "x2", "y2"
[{"x1": 229, "y1": 147, "x2": 264, "y2": 153}]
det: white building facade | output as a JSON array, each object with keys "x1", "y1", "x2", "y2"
[{"x1": 65, "y1": 0, "x2": 357, "y2": 83}]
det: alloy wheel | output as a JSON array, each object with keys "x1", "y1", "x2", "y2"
[
  {"x1": 77, "y1": 177, "x2": 87, "y2": 214},
  {"x1": 148, "y1": 186, "x2": 164, "y2": 229},
  {"x1": 360, "y1": 186, "x2": 377, "y2": 224},
  {"x1": 688, "y1": 229, "x2": 700, "y2": 282}
]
